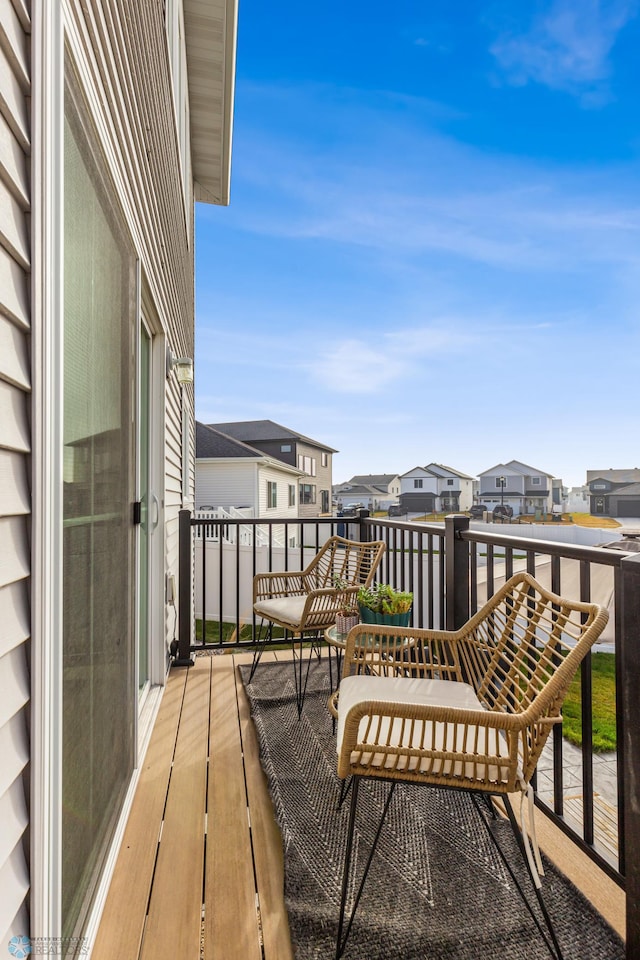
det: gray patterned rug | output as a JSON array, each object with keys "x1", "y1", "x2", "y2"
[{"x1": 241, "y1": 659, "x2": 624, "y2": 960}]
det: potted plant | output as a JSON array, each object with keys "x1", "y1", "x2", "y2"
[
  {"x1": 333, "y1": 576, "x2": 360, "y2": 635},
  {"x1": 356, "y1": 583, "x2": 413, "y2": 627}
]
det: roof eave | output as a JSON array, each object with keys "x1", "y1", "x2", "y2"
[{"x1": 185, "y1": 0, "x2": 238, "y2": 206}]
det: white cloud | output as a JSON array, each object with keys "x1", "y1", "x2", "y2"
[{"x1": 490, "y1": 0, "x2": 638, "y2": 100}]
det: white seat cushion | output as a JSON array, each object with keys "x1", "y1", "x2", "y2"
[
  {"x1": 254, "y1": 595, "x2": 307, "y2": 629},
  {"x1": 336, "y1": 674, "x2": 514, "y2": 785}
]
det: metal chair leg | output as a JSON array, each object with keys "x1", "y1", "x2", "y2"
[
  {"x1": 473, "y1": 793, "x2": 564, "y2": 960},
  {"x1": 336, "y1": 780, "x2": 396, "y2": 960},
  {"x1": 248, "y1": 619, "x2": 272, "y2": 681},
  {"x1": 291, "y1": 635, "x2": 317, "y2": 719}
]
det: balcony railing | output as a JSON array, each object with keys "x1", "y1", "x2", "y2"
[{"x1": 177, "y1": 509, "x2": 640, "y2": 956}]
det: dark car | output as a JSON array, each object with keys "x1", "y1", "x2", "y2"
[
  {"x1": 468, "y1": 504, "x2": 487, "y2": 519},
  {"x1": 492, "y1": 504, "x2": 514, "y2": 521}
]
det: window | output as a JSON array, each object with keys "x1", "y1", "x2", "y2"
[
  {"x1": 298, "y1": 455, "x2": 316, "y2": 476},
  {"x1": 288, "y1": 484, "x2": 296, "y2": 507},
  {"x1": 414, "y1": 479, "x2": 423, "y2": 489},
  {"x1": 300, "y1": 483, "x2": 316, "y2": 504},
  {"x1": 321, "y1": 490, "x2": 329, "y2": 513},
  {"x1": 281, "y1": 444, "x2": 291, "y2": 453},
  {"x1": 63, "y1": 81, "x2": 137, "y2": 935},
  {"x1": 321, "y1": 452, "x2": 328, "y2": 467},
  {"x1": 495, "y1": 477, "x2": 507, "y2": 488},
  {"x1": 446, "y1": 478, "x2": 454, "y2": 486},
  {"x1": 531, "y1": 477, "x2": 541, "y2": 485},
  {"x1": 593, "y1": 483, "x2": 607, "y2": 490},
  {"x1": 267, "y1": 481, "x2": 277, "y2": 508}
]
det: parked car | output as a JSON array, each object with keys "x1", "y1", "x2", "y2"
[
  {"x1": 493, "y1": 504, "x2": 514, "y2": 521},
  {"x1": 387, "y1": 504, "x2": 403, "y2": 517},
  {"x1": 340, "y1": 502, "x2": 364, "y2": 517},
  {"x1": 468, "y1": 504, "x2": 487, "y2": 519}
]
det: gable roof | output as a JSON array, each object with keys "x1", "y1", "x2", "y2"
[
  {"x1": 348, "y1": 474, "x2": 398, "y2": 487},
  {"x1": 479, "y1": 461, "x2": 552, "y2": 478},
  {"x1": 196, "y1": 422, "x2": 304, "y2": 475},
  {"x1": 587, "y1": 469, "x2": 640, "y2": 485},
  {"x1": 506, "y1": 459, "x2": 553, "y2": 478},
  {"x1": 207, "y1": 419, "x2": 337, "y2": 452},
  {"x1": 426, "y1": 462, "x2": 474, "y2": 480},
  {"x1": 196, "y1": 421, "x2": 262, "y2": 459}
]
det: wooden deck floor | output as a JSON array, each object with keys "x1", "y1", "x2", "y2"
[
  {"x1": 92, "y1": 651, "x2": 625, "y2": 960},
  {"x1": 92, "y1": 652, "x2": 293, "y2": 960}
]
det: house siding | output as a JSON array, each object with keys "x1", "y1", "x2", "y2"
[
  {"x1": 0, "y1": 0, "x2": 31, "y2": 943},
  {"x1": 257, "y1": 464, "x2": 300, "y2": 519},
  {"x1": 196, "y1": 461, "x2": 258, "y2": 511}
]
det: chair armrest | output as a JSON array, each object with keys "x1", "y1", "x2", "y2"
[{"x1": 297, "y1": 586, "x2": 357, "y2": 629}]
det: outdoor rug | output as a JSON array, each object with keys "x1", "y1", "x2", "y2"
[{"x1": 240, "y1": 659, "x2": 625, "y2": 960}]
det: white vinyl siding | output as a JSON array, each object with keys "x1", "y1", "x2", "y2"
[
  {"x1": 195, "y1": 461, "x2": 258, "y2": 512},
  {"x1": 0, "y1": 0, "x2": 31, "y2": 943},
  {"x1": 258, "y1": 465, "x2": 299, "y2": 518}
]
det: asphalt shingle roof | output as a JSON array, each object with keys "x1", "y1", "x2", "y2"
[
  {"x1": 196, "y1": 421, "x2": 263, "y2": 459},
  {"x1": 207, "y1": 419, "x2": 337, "y2": 452}
]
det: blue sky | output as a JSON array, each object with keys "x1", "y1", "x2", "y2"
[{"x1": 195, "y1": 0, "x2": 640, "y2": 488}]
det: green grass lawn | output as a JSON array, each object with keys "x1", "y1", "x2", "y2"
[
  {"x1": 561, "y1": 653, "x2": 617, "y2": 752},
  {"x1": 195, "y1": 619, "x2": 285, "y2": 644}
]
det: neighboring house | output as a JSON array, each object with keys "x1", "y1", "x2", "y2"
[
  {"x1": 333, "y1": 474, "x2": 401, "y2": 511},
  {"x1": 567, "y1": 485, "x2": 590, "y2": 512},
  {"x1": 477, "y1": 460, "x2": 554, "y2": 516},
  {"x1": 586, "y1": 469, "x2": 640, "y2": 518},
  {"x1": 195, "y1": 422, "x2": 302, "y2": 518},
  {"x1": 398, "y1": 463, "x2": 474, "y2": 514},
  {"x1": 207, "y1": 420, "x2": 336, "y2": 517},
  {"x1": 0, "y1": 1, "x2": 236, "y2": 950}
]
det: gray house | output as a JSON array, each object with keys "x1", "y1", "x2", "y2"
[
  {"x1": 207, "y1": 420, "x2": 336, "y2": 516},
  {"x1": 587, "y1": 469, "x2": 640, "y2": 518}
]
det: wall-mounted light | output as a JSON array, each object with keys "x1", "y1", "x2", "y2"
[{"x1": 166, "y1": 347, "x2": 194, "y2": 384}]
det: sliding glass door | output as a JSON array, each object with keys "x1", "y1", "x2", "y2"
[{"x1": 62, "y1": 74, "x2": 136, "y2": 937}]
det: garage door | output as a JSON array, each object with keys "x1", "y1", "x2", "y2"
[{"x1": 617, "y1": 500, "x2": 640, "y2": 517}]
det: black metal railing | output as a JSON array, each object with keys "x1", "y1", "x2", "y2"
[{"x1": 177, "y1": 509, "x2": 640, "y2": 955}]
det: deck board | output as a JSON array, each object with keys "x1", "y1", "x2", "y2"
[
  {"x1": 140, "y1": 657, "x2": 211, "y2": 960},
  {"x1": 234, "y1": 655, "x2": 294, "y2": 960},
  {"x1": 92, "y1": 667, "x2": 188, "y2": 960},
  {"x1": 205, "y1": 656, "x2": 262, "y2": 960}
]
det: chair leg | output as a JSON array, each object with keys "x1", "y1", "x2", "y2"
[
  {"x1": 248, "y1": 619, "x2": 272, "y2": 681},
  {"x1": 336, "y1": 780, "x2": 396, "y2": 960},
  {"x1": 337, "y1": 776, "x2": 353, "y2": 810},
  {"x1": 473, "y1": 793, "x2": 564, "y2": 960},
  {"x1": 291, "y1": 635, "x2": 316, "y2": 719}
]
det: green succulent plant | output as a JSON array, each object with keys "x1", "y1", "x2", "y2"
[{"x1": 356, "y1": 583, "x2": 413, "y2": 615}]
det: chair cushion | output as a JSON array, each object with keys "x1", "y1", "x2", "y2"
[
  {"x1": 254, "y1": 595, "x2": 307, "y2": 629},
  {"x1": 336, "y1": 674, "x2": 514, "y2": 785}
]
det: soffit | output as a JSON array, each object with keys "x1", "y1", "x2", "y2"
[{"x1": 184, "y1": 0, "x2": 238, "y2": 205}]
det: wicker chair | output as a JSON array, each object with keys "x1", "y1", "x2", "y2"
[
  {"x1": 251, "y1": 535, "x2": 385, "y2": 715},
  {"x1": 330, "y1": 571, "x2": 609, "y2": 960}
]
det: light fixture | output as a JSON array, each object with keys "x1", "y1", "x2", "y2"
[{"x1": 166, "y1": 347, "x2": 194, "y2": 384}]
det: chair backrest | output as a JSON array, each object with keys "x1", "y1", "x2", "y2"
[
  {"x1": 458, "y1": 572, "x2": 608, "y2": 781},
  {"x1": 305, "y1": 536, "x2": 385, "y2": 590},
  {"x1": 459, "y1": 572, "x2": 607, "y2": 711}
]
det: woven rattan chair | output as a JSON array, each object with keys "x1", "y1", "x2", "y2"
[
  {"x1": 330, "y1": 571, "x2": 609, "y2": 960},
  {"x1": 251, "y1": 535, "x2": 385, "y2": 715}
]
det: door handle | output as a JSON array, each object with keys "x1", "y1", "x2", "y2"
[{"x1": 151, "y1": 492, "x2": 160, "y2": 530}]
